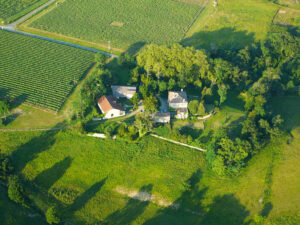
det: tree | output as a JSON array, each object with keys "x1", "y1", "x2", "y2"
[
  {"x1": 188, "y1": 100, "x2": 199, "y2": 115},
  {"x1": 117, "y1": 52, "x2": 136, "y2": 68},
  {"x1": 197, "y1": 101, "x2": 206, "y2": 116},
  {"x1": 8, "y1": 175, "x2": 25, "y2": 205},
  {"x1": 45, "y1": 207, "x2": 60, "y2": 224},
  {"x1": 95, "y1": 53, "x2": 108, "y2": 67},
  {"x1": 134, "y1": 114, "x2": 152, "y2": 137},
  {"x1": 217, "y1": 84, "x2": 228, "y2": 105},
  {"x1": 158, "y1": 81, "x2": 167, "y2": 94},
  {"x1": 143, "y1": 95, "x2": 159, "y2": 114},
  {"x1": 130, "y1": 93, "x2": 140, "y2": 110},
  {"x1": 0, "y1": 153, "x2": 13, "y2": 180}
]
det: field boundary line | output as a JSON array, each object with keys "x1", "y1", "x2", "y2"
[
  {"x1": 181, "y1": 0, "x2": 211, "y2": 40},
  {"x1": 150, "y1": 134, "x2": 206, "y2": 152}
]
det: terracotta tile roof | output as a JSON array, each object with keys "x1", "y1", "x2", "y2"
[{"x1": 98, "y1": 95, "x2": 124, "y2": 114}]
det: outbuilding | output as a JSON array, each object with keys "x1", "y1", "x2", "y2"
[{"x1": 98, "y1": 95, "x2": 125, "y2": 119}]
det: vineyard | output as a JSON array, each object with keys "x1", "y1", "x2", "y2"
[
  {"x1": 0, "y1": 30, "x2": 95, "y2": 111},
  {"x1": 0, "y1": 0, "x2": 48, "y2": 24},
  {"x1": 29, "y1": 0, "x2": 203, "y2": 50}
]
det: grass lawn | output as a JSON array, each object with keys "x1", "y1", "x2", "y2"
[
  {"x1": 0, "y1": 96, "x2": 299, "y2": 224},
  {"x1": 27, "y1": 0, "x2": 202, "y2": 51},
  {"x1": 183, "y1": 0, "x2": 279, "y2": 50}
]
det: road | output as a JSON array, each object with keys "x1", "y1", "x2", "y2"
[{"x1": 0, "y1": 0, "x2": 117, "y2": 57}]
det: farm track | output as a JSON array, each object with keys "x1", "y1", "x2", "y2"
[{"x1": 0, "y1": 0, "x2": 117, "y2": 57}]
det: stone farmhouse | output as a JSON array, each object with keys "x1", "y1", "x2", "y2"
[
  {"x1": 168, "y1": 90, "x2": 189, "y2": 119},
  {"x1": 98, "y1": 95, "x2": 125, "y2": 119},
  {"x1": 112, "y1": 85, "x2": 136, "y2": 99}
]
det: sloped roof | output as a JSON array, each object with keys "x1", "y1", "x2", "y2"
[
  {"x1": 98, "y1": 95, "x2": 124, "y2": 114},
  {"x1": 112, "y1": 85, "x2": 136, "y2": 97},
  {"x1": 154, "y1": 112, "x2": 171, "y2": 118},
  {"x1": 168, "y1": 91, "x2": 188, "y2": 104}
]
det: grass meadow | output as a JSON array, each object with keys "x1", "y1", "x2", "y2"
[
  {"x1": 28, "y1": 0, "x2": 202, "y2": 51},
  {"x1": 0, "y1": 96, "x2": 299, "y2": 224},
  {"x1": 0, "y1": 30, "x2": 94, "y2": 112},
  {"x1": 183, "y1": 0, "x2": 279, "y2": 50}
]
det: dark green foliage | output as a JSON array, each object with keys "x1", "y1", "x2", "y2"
[
  {"x1": 95, "y1": 53, "x2": 108, "y2": 67},
  {"x1": 134, "y1": 114, "x2": 153, "y2": 137},
  {"x1": 0, "y1": 152, "x2": 13, "y2": 180},
  {"x1": 45, "y1": 207, "x2": 60, "y2": 224},
  {"x1": 80, "y1": 68, "x2": 112, "y2": 118},
  {"x1": 8, "y1": 175, "x2": 25, "y2": 205},
  {"x1": 130, "y1": 93, "x2": 140, "y2": 110},
  {"x1": 0, "y1": 100, "x2": 10, "y2": 116},
  {"x1": 143, "y1": 95, "x2": 159, "y2": 114}
]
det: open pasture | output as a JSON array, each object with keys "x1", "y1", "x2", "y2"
[
  {"x1": 0, "y1": 30, "x2": 94, "y2": 111},
  {"x1": 28, "y1": 0, "x2": 203, "y2": 50},
  {"x1": 0, "y1": 0, "x2": 48, "y2": 24}
]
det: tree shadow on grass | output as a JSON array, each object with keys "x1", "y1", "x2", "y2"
[
  {"x1": 68, "y1": 178, "x2": 107, "y2": 213},
  {"x1": 34, "y1": 157, "x2": 72, "y2": 191},
  {"x1": 10, "y1": 123, "x2": 64, "y2": 172},
  {"x1": 143, "y1": 169, "x2": 206, "y2": 225},
  {"x1": 200, "y1": 194, "x2": 249, "y2": 225},
  {"x1": 103, "y1": 184, "x2": 153, "y2": 225},
  {"x1": 2, "y1": 113, "x2": 20, "y2": 126},
  {"x1": 10, "y1": 93, "x2": 29, "y2": 110},
  {"x1": 144, "y1": 169, "x2": 249, "y2": 225},
  {"x1": 127, "y1": 41, "x2": 146, "y2": 55},
  {"x1": 181, "y1": 27, "x2": 255, "y2": 52}
]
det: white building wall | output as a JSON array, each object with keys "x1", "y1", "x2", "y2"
[
  {"x1": 104, "y1": 109, "x2": 125, "y2": 119},
  {"x1": 169, "y1": 102, "x2": 188, "y2": 109}
]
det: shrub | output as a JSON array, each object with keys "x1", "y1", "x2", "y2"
[
  {"x1": 8, "y1": 175, "x2": 25, "y2": 205},
  {"x1": 45, "y1": 207, "x2": 60, "y2": 224}
]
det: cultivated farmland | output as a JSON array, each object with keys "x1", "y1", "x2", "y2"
[
  {"x1": 28, "y1": 0, "x2": 203, "y2": 50},
  {"x1": 0, "y1": 0, "x2": 48, "y2": 24},
  {"x1": 0, "y1": 30, "x2": 95, "y2": 111}
]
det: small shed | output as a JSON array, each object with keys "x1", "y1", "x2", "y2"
[
  {"x1": 112, "y1": 85, "x2": 137, "y2": 99},
  {"x1": 153, "y1": 112, "x2": 171, "y2": 123}
]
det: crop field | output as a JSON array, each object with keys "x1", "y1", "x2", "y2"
[
  {"x1": 0, "y1": 0, "x2": 48, "y2": 24},
  {"x1": 28, "y1": 0, "x2": 203, "y2": 50},
  {"x1": 0, "y1": 30, "x2": 94, "y2": 111}
]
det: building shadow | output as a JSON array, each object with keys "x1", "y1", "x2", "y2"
[
  {"x1": 181, "y1": 27, "x2": 255, "y2": 52},
  {"x1": 103, "y1": 184, "x2": 153, "y2": 225},
  {"x1": 34, "y1": 157, "x2": 72, "y2": 191}
]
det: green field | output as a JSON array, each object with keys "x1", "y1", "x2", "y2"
[
  {"x1": 0, "y1": 96, "x2": 299, "y2": 224},
  {"x1": 0, "y1": 0, "x2": 48, "y2": 24},
  {"x1": 28, "y1": 0, "x2": 203, "y2": 50},
  {"x1": 0, "y1": 30, "x2": 95, "y2": 111},
  {"x1": 183, "y1": 0, "x2": 279, "y2": 50}
]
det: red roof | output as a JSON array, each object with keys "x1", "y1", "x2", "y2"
[{"x1": 98, "y1": 95, "x2": 124, "y2": 113}]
